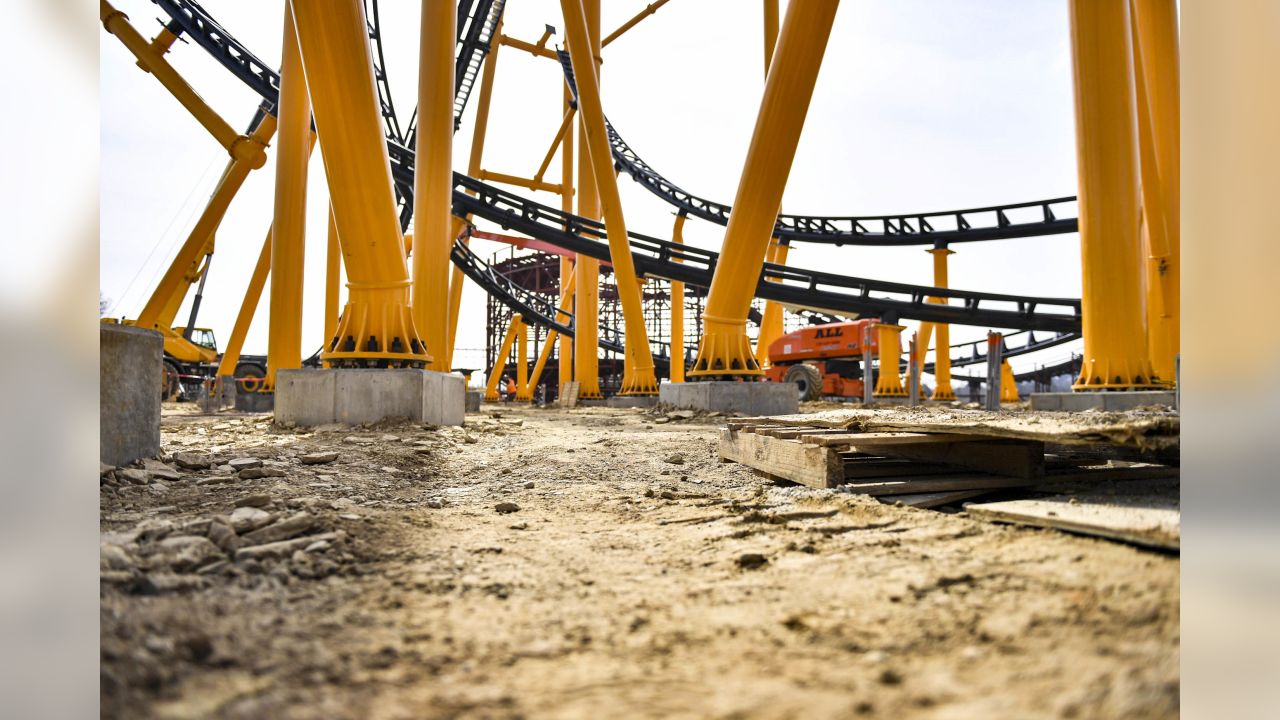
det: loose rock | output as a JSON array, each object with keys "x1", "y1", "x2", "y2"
[
  {"x1": 495, "y1": 502, "x2": 520, "y2": 514},
  {"x1": 234, "y1": 493, "x2": 272, "y2": 508},
  {"x1": 664, "y1": 453, "x2": 685, "y2": 465},
  {"x1": 300, "y1": 452, "x2": 339, "y2": 465},
  {"x1": 241, "y1": 512, "x2": 316, "y2": 546},
  {"x1": 228, "y1": 506, "x2": 273, "y2": 533},
  {"x1": 737, "y1": 553, "x2": 769, "y2": 570},
  {"x1": 172, "y1": 452, "x2": 211, "y2": 470},
  {"x1": 228, "y1": 457, "x2": 263, "y2": 471},
  {"x1": 118, "y1": 468, "x2": 150, "y2": 485}
]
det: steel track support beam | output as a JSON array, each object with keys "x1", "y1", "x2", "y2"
[
  {"x1": 134, "y1": 112, "x2": 277, "y2": 332},
  {"x1": 601, "y1": 0, "x2": 673, "y2": 48},
  {"x1": 515, "y1": 320, "x2": 530, "y2": 401},
  {"x1": 412, "y1": 0, "x2": 458, "y2": 372},
  {"x1": 486, "y1": 314, "x2": 522, "y2": 402},
  {"x1": 562, "y1": 0, "x2": 659, "y2": 395},
  {"x1": 1067, "y1": 0, "x2": 1157, "y2": 389},
  {"x1": 1130, "y1": 0, "x2": 1179, "y2": 383},
  {"x1": 265, "y1": 3, "x2": 312, "y2": 391},
  {"x1": 291, "y1": 0, "x2": 428, "y2": 367},
  {"x1": 529, "y1": 272, "x2": 577, "y2": 402},
  {"x1": 572, "y1": 0, "x2": 604, "y2": 399},
  {"x1": 100, "y1": 1, "x2": 268, "y2": 167},
  {"x1": 690, "y1": 0, "x2": 839, "y2": 377},
  {"x1": 753, "y1": 0, "x2": 787, "y2": 366},
  {"x1": 534, "y1": 106, "x2": 577, "y2": 184}
]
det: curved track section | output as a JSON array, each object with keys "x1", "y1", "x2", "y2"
[
  {"x1": 147, "y1": 0, "x2": 1083, "y2": 337},
  {"x1": 556, "y1": 49, "x2": 1079, "y2": 246}
]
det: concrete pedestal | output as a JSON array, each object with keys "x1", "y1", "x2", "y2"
[
  {"x1": 660, "y1": 381, "x2": 797, "y2": 416},
  {"x1": 465, "y1": 390, "x2": 482, "y2": 412},
  {"x1": 100, "y1": 324, "x2": 162, "y2": 466},
  {"x1": 606, "y1": 395, "x2": 659, "y2": 409},
  {"x1": 274, "y1": 369, "x2": 465, "y2": 426},
  {"x1": 1030, "y1": 390, "x2": 1176, "y2": 412}
]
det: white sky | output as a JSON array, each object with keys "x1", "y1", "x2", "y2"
[{"x1": 99, "y1": 0, "x2": 1083, "y2": 377}]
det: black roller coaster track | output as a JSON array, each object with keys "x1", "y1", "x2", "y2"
[
  {"x1": 555, "y1": 49, "x2": 1079, "y2": 247},
  {"x1": 145, "y1": 0, "x2": 1083, "y2": 347}
]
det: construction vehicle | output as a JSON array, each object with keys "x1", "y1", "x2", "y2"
[
  {"x1": 763, "y1": 319, "x2": 879, "y2": 401},
  {"x1": 101, "y1": 318, "x2": 268, "y2": 400}
]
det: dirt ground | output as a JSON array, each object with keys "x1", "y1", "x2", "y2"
[{"x1": 100, "y1": 403, "x2": 1179, "y2": 719}]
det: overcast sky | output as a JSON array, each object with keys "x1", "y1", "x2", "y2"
[{"x1": 99, "y1": 0, "x2": 1083, "y2": 377}]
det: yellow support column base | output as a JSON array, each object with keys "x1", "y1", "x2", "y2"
[
  {"x1": 873, "y1": 323, "x2": 908, "y2": 397},
  {"x1": 929, "y1": 384, "x2": 957, "y2": 402},
  {"x1": 321, "y1": 281, "x2": 431, "y2": 368},
  {"x1": 619, "y1": 369, "x2": 659, "y2": 396},
  {"x1": 1000, "y1": 361, "x2": 1020, "y2": 403},
  {"x1": 1072, "y1": 360, "x2": 1163, "y2": 391},
  {"x1": 688, "y1": 316, "x2": 764, "y2": 377}
]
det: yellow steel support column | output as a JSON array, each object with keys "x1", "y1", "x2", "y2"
[
  {"x1": 485, "y1": 314, "x2": 522, "y2": 402},
  {"x1": 763, "y1": 0, "x2": 779, "y2": 72},
  {"x1": 441, "y1": 216, "x2": 467, "y2": 367},
  {"x1": 601, "y1": 0, "x2": 673, "y2": 48},
  {"x1": 324, "y1": 204, "x2": 342, "y2": 364},
  {"x1": 515, "y1": 321, "x2": 530, "y2": 401},
  {"x1": 291, "y1": 0, "x2": 428, "y2": 368},
  {"x1": 670, "y1": 213, "x2": 687, "y2": 382},
  {"x1": 558, "y1": 84, "x2": 577, "y2": 392},
  {"x1": 1131, "y1": 0, "x2": 1179, "y2": 382},
  {"x1": 448, "y1": 18, "x2": 504, "y2": 366},
  {"x1": 135, "y1": 113, "x2": 277, "y2": 331},
  {"x1": 530, "y1": 273, "x2": 577, "y2": 402},
  {"x1": 1068, "y1": 0, "x2": 1157, "y2": 389},
  {"x1": 216, "y1": 226, "x2": 272, "y2": 379},
  {"x1": 755, "y1": 239, "x2": 789, "y2": 364},
  {"x1": 690, "y1": 0, "x2": 839, "y2": 377},
  {"x1": 572, "y1": 0, "x2": 604, "y2": 399},
  {"x1": 873, "y1": 323, "x2": 907, "y2": 397},
  {"x1": 100, "y1": 1, "x2": 268, "y2": 167},
  {"x1": 927, "y1": 246, "x2": 956, "y2": 401},
  {"x1": 563, "y1": 0, "x2": 659, "y2": 395},
  {"x1": 412, "y1": 0, "x2": 457, "y2": 372},
  {"x1": 1000, "y1": 360, "x2": 1020, "y2": 403},
  {"x1": 265, "y1": 4, "x2": 311, "y2": 391}
]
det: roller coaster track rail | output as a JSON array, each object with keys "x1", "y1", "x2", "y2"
[
  {"x1": 556, "y1": 49, "x2": 1079, "y2": 247},
  {"x1": 145, "y1": 0, "x2": 1083, "y2": 338}
]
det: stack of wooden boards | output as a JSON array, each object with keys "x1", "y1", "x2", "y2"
[{"x1": 719, "y1": 408, "x2": 1179, "y2": 549}]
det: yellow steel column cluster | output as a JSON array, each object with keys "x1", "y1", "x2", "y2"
[
  {"x1": 562, "y1": 0, "x2": 659, "y2": 395},
  {"x1": 290, "y1": 0, "x2": 428, "y2": 368},
  {"x1": 670, "y1": 213, "x2": 687, "y2": 383},
  {"x1": 1131, "y1": 0, "x2": 1179, "y2": 383},
  {"x1": 264, "y1": 3, "x2": 311, "y2": 390},
  {"x1": 1067, "y1": 0, "x2": 1157, "y2": 389},
  {"x1": 412, "y1": 0, "x2": 458, "y2": 372},
  {"x1": 690, "y1": 0, "x2": 840, "y2": 377},
  {"x1": 572, "y1": 0, "x2": 604, "y2": 399}
]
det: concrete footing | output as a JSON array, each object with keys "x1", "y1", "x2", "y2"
[
  {"x1": 606, "y1": 395, "x2": 659, "y2": 408},
  {"x1": 235, "y1": 390, "x2": 276, "y2": 413},
  {"x1": 465, "y1": 390, "x2": 482, "y2": 412},
  {"x1": 660, "y1": 381, "x2": 798, "y2": 416},
  {"x1": 101, "y1": 324, "x2": 162, "y2": 466},
  {"x1": 1030, "y1": 390, "x2": 1176, "y2": 412},
  {"x1": 274, "y1": 369, "x2": 465, "y2": 426}
]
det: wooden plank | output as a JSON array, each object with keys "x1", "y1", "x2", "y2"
[
  {"x1": 842, "y1": 474, "x2": 1039, "y2": 496},
  {"x1": 874, "y1": 440, "x2": 1045, "y2": 479},
  {"x1": 1041, "y1": 465, "x2": 1178, "y2": 483},
  {"x1": 757, "y1": 426, "x2": 836, "y2": 439},
  {"x1": 801, "y1": 432, "x2": 987, "y2": 447},
  {"x1": 839, "y1": 456, "x2": 960, "y2": 479},
  {"x1": 881, "y1": 489, "x2": 994, "y2": 509},
  {"x1": 718, "y1": 428, "x2": 844, "y2": 489},
  {"x1": 964, "y1": 478, "x2": 1179, "y2": 550},
  {"x1": 559, "y1": 381, "x2": 580, "y2": 409}
]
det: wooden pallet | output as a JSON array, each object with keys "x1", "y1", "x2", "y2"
[{"x1": 719, "y1": 422, "x2": 1177, "y2": 496}]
